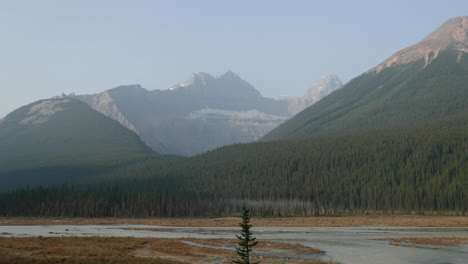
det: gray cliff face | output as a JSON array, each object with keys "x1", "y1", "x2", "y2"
[
  {"x1": 279, "y1": 73, "x2": 343, "y2": 114},
  {"x1": 71, "y1": 90, "x2": 139, "y2": 134},
  {"x1": 64, "y1": 72, "x2": 291, "y2": 156},
  {"x1": 373, "y1": 16, "x2": 468, "y2": 72}
]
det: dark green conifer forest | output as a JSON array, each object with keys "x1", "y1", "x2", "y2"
[{"x1": 1, "y1": 118, "x2": 466, "y2": 217}]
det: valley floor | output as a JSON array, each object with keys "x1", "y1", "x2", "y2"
[
  {"x1": 1, "y1": 215, "x2": 467, "y2": 227},
  {"x1": 0, "y1": 217, "x2": 467, "y2": 264},
  {"x1": 0, "y1": 237, "x2": 329, "y2": 264}
]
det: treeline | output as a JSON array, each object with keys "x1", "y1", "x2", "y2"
[
  {"x1": 1, "y1": 120, "x2": 467, "y2": 217},
  {"x1": 0, "y1": 186, "x2": 325, "y2": 217},
  {"x1": 0, "y1": 186, "x2": 205, "y2": 217}
]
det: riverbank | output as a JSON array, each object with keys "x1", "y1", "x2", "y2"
[
  {"x1": 1, "y1": 224, "x2": 466, "y2": 264},
  {"x1": 0, "y1": 237, "x2": 330, "y2": 264},
  {"x1": 1, "y1": 215, "x2": 467, "y2": 227}
]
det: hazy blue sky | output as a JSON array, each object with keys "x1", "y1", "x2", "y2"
[{"x1": 0, "y1": 0, "x2": 466, "y2": 118}]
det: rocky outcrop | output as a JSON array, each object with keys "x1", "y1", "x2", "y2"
[
  {"x1": 80, "y1": 91, "x2": 138, "y2": 134},
  {"x1": 373, "y1": 16, "x2": 468, "y2": 72},
  {"x1": 279, "y1": 73, "x2": 343, "y2": 114},
  {"x1": 19, "y1": 99, "x2": 70, "y2": 125}
]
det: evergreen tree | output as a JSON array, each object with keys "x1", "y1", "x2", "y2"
[{"x1": 233, "y1": 206, "x2": 259, "y2": 264}]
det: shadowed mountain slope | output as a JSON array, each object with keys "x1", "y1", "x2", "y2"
[{"x1": 0, "y1": 98, "x2": 154, "y2": 191}]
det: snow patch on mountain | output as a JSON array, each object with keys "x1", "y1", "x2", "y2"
[{"x1": 186, "y1": 108, "x2": 288, "y2": 122}]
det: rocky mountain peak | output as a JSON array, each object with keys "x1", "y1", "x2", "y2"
[
  {"x1": 191, "y1": 72, "x2": 215, "y2": 84},
  {"x1": 170, "y1": 72, "x2": 215, "y2": 90},
  {"x1": 278, "y1": 73, "x2": 343, "y2": 115},
  {"x1": 110, "y1": 84, "x2": 146, "y2": 92},
  {"x1": 373, "y1": 16, "x2": 468, "y2": 72},
  {"x1": 168, "y1": 71, "x2": 258, "y2": 97},
  {"x1": 304, "y1": 73, "x2": 343, "y2": 100},
  {"x1": 219, "y1": 70, "x2": 242, "y2": 80},
  {"x1": 423, "y1": 16, "x2": 467, "y2": 43}
]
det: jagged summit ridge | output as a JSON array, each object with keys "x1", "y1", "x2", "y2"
[
  {"x1": 170, "y1": 72, "x2": 215, "y2": 90},
  {"x1": 219, "y1": 70, "x2": 242, "y2": 80},
  {"x1": 110, "y1": 84, "x2": 146, "y2": 92},
  {"x1": 304, "y1": 73, "x2": 343, "y2": 102},
  {"x1": 169, "y1": 71, "x2": 246, "y2": 92},
  {"x1": 374, "y1": 16, "x2": 468, "y2": 72},
  {"x1": 168, "y1": 71, "x2": 263, "y2": 100},
  {"x1": 170, "y1": 72, "x2": 240, "y2": 91}
]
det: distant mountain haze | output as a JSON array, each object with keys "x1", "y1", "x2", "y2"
[
  {"x1": 263, "y1": 16, "x2": 468, "y2": 141},
  {"x1": 0, "y1": 98, "x2": 154, "y2": 191},
  {"x1": 62, "y1": 71, "x2": 341, "y2": 156},
  {"x1": 0, "y1": 77, "x2": 317, "y2": 188},
  {"x1": 278, "y1": 73, "x2": 343, "y2": 114}
]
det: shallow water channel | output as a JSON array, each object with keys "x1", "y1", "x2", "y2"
[{"x1": 0, "y1": 224, "x2": 467, "y2": 264}]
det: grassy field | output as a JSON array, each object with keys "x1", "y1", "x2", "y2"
[
  {"x1": 1, "y1": 215, "x2": 467, "y2": 227},
  {"x1": 0, "y1": 237, "x2": 329, "y2": 264}
]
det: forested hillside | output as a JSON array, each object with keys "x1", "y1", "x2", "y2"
[
  {"x1": 263, "y1": 49, "x2": 468, "y2": 141},
  {"x1": 0, "y1": 98, "x2": 156, "y2": 191},
  {"x1": 2, "y1": 117, "x2": 466, "y2": 216}
]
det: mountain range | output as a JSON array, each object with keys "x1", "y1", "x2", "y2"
[
  {"x1": 145, "y1": 15, "x2": 466, "y2": 215},
  {"x1": 0, "y1": 16, "x2": 466, "y2": 216},
  {"x1": 60, "y1": 71, "x2": 341, "y2": 156},
  {"x1": 161, "y1": 15, "x2": 466, "y2": 215}
]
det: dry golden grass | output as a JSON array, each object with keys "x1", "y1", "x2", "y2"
[
  {"x1": 180, "y1": 238, "x2": 237, "y2": 247},
  {"x1": 1, "y1": 215, "x2": 467, "y2": 227},
  {"x1": 179, "y1": 238, "x2": 322, "y2": 253},
  {"x1": 0, "y1": 237, "x2": 182, "y2": 264},
  {"x1": 380, "y1": 237, "x2": 468, "y2": 247},
  {"x1": 0, "y1": 237, "x2": 329, "y2": 264},
  {"x1": 131, "y1": 238, "x2": 231, "y2": 263},
  {"x1": 256, "y1": 241, "x2": 322, "y2": 254}
]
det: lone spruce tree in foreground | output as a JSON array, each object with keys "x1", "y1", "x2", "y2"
[{"x1": 233, "y1": 206, "x2": 259, "y2": 264}]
